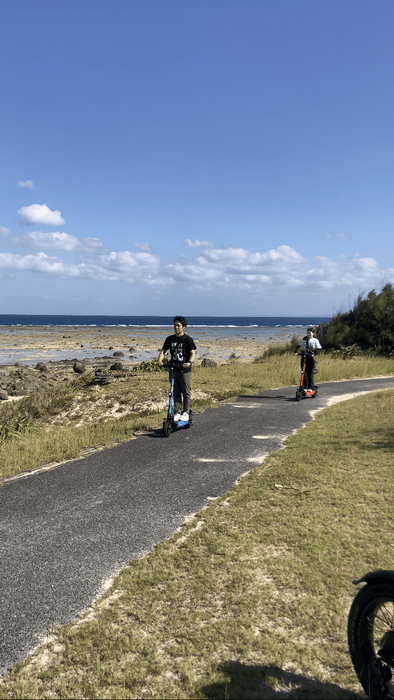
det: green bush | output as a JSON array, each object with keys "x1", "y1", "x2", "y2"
[{"x1": 316, "y1": 283, "x2": 394, "y2": 355}]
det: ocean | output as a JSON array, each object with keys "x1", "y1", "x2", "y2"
[{"x1": 0, "y1": 314, "x2": 330, "y2": 328}]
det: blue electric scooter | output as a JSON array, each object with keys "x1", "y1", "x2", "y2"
[{"x1": 162, "y1": 362, "x2": 192, "y2": 437}]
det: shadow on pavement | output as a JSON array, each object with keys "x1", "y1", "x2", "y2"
[
  {"x1": 237, "y1": 394, "x2": 297, "y2": 402},
  {"x1": 200, "y1": 661, "x2": 362, "y2": 699}
]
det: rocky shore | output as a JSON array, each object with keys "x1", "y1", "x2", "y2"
[
  {"x1": 0, "y1": 324, "x2": 295, "y2": 400},
  {"x1": 0, "y1": 355, "x2": 130, "y2": 401}
]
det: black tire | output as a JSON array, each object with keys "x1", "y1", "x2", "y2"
[
  {"x1": 348, "y1": 582, "x2": 394, "y2": 699},
  {"x1": 163, "y1": 420, "x2": 171, "y2": 438},
  {"x1": 295, "y1": 389, "x2": 301, "y2": 402}
]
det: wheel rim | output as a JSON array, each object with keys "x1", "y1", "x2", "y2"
[
  {"x1": 361, "y1": 596, "x2": 394, "y2": 696},
  {"x1": 369, "y1": 599, "x2": 394, "y2": 662}
]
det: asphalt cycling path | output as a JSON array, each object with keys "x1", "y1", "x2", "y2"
[{"x1": 2, "y1": 375, "x2": 394, "y2": 676}]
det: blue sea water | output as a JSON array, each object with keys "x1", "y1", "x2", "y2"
[{"x1": 0, "y1": 314, "x2": 330, "y2": 328}]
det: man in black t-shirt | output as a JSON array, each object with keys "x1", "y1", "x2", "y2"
[{"x1": 158, "y1": 316, "x2": 196, "y2": 421}]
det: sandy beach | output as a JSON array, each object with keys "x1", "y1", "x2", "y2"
[{"x1": 0, "y1": 324, "x2": 299, "y2": 367}]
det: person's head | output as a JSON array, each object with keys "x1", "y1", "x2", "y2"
[
  {"x1": 173, "y1": 316, "x2": 187, "y2": 336},
  {"x1": 307, "y1": 327, "x2": 315, "y2": 338}
]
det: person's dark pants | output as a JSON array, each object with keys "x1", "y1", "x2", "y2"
[
  {"x1": 173, "y1": 370, "x2": 191, "y2": 413},
  {"x1": 300, "y1": 355, "x2": 316, "y2": 389}
]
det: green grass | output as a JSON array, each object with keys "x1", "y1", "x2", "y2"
[
  {"x1": 1, "y1": 387, "x2": 394, "y2": 698},
  {"x1": 1, "y1": 352, "x2": 394, "y2": 482}
]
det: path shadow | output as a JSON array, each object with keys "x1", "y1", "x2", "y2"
[
  {"x1": 237, "y1": 394, "x2": 297, "y2": 403},
  {"x1": 145, "y1": 427, "x2": 193, "y2": 439},
  {"x1": 144, "y1": 427, "x2": 166, "y2": 438},
  {"x1": 200, "y1": 661, "x2": 362, "y2": 699}
]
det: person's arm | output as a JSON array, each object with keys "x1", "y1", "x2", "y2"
[
  {"x1": 158, "y1": 337, "x2": 170, "y2": 367},
  {"x1": 313, "y1": 339, "x2": 322, "y2": 355},
  {"x1": 184, "y1": 341, "x2": 196, "y2": 368}
]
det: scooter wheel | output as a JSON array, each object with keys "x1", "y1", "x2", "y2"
[
  {"x1": 295, "y1": 390, "x2": 301, "y2": 402},
  {"x1": 163, "y1": 420, "x2": 171, "y2": 437}
]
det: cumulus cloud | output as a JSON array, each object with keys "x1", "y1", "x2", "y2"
[
  {"x1": 14, "y1": 231, "x2": 105, "y2": 253},
  {"x1": 166, "y1": 244, "x2": 394, "y2": 292},
  {"x1": 0, "y1": 249, "x2": 160, "y2": 282},
  {"x1": 18, "y1": 180, "x2": 34, "y2": 189},
  {"x1": 133, "y1": 241, "x2": 154, "y2": 252},
  {"x1": 18, "y1": 204, "x2": 65, "y2": 226},
  {"x1": 92, "y1": 250, "x2": 160, "y2": 282},
  {"x1": 79, "y1": 237, "x2": 105, "y2": 251},
  {"x1": 0, "y1": 226, "x2": 12, "y2": 239},
  {"x1": 0, "y1": 241, "x2": 392, "y2": 301},
  {"x1": 183, "y1": 238, "x2": 214, "y2": 248},
  {"x1": 17, "y1": 231, "x2": 80, "y2": 251},
  {"x1": 0, "y1": 252, "x2": 77, "y2": 276}
]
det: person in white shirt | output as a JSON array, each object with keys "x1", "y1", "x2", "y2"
[{"x1": 295, "y1": 327, "x2": 322, "y2": 391}]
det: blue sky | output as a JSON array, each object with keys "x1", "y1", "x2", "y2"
[{"x1": 1, "y1": 0, "x2": 393, "y2": 316}]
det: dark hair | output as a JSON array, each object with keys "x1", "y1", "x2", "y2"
[
  {"x1": 307, "y1": 327, "x2": 315, "y2": 333},
  {"x1": 173, "y1": 315, "x2": 187, "y2": 328}
]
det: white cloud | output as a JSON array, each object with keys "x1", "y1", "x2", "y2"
[
  {"x1": 18, "y1": 180, "x2": 34, "y2": 189},
  {"x1": 0, "y1": 242, "x2": 392, "y2": 304},
  {"x1": 0, "y1": 249, "x2": 160, "y2": 282},
  {"x1": 79, "y1": 237, "x2": 105, "y2": 251},
  {"x1": 17, "y1": 231, "x2": 80, "y2": 251},
  {"x1": 92, "y1": 250, "x2": 160, "y2": 282},
  {"x1": 14, "y1": 231, "x2": 105, "y2": 253},
  {"x1": 166, "y1": 244, "x2": 394, "y2": 292},
  {"x1": 0, "y1": 252, "x2": 77, "y2": 276},
  {"x1": 18, "y1": 204, "x2": 65, "y2": 226},
  {"x1": 133, "y1": 241, "x2": 154, "y2": 252},
  {"x1": 183, "y1": 238, "x2": 214, "y2": 248},
  {"x1": 0, "y1": 226, "x2": 12, "y2": 239}
]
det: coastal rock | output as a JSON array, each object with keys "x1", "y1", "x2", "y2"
[
  {"x1": 113, "y1": 351, "x2": 124, "y2": 357},
  {"x1": 73, "y1": 361, "x2": 86, "y2": 374},
  {"x1": 0, "y1": 389, "x2": 8, "y2": 400},
  {"x1": 201, "y1": 358, "x2": 217, "y2": 368},
  {"x1": 110, "y1": 362, "x2": 123, "y2": 371}
]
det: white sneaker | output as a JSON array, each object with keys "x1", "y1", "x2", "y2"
[
  {"x1": 180, "y1": 412, "x2": 189, "y2": 421},
  {"x1": 174, "y1": 413, "x2": 181, "y2": 422}
]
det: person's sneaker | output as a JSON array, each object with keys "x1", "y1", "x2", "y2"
[
  {"x1": 180, "y1": 412, "x2": 189, "y2": 421},
  {"x1": 174, "y1": 413, "x2": 181, "y2": 422}
]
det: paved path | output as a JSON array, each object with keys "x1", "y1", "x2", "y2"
[{"x1": 1, "y1": 376, "x2": 394, "y2": 676}]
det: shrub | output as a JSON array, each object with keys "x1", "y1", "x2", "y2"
[{"x1": 316, "y1": 283, "x2": 394, "y2": 355}]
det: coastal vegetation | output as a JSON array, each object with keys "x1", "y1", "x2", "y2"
[
  {"x1": 1, "y1": 387, "x2": 393, "y2": 698},
  {"x1": 315, "y1": 282, "x2": 394, "y2": 355}
]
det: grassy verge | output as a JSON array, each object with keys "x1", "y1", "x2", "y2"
[
  {"x1": 1, "y1": 388, "x2": 393, "y2": 698},
  {"x1": 1, "y1": 352, "x2": 394, "y2": 482}
]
